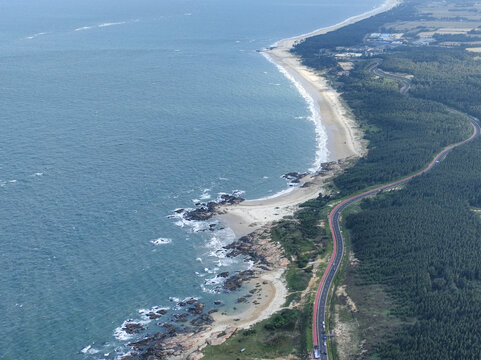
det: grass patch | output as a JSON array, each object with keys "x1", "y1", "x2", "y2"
[{"x1": 202, "y1": 309, "x2": 300, "y2": 360}]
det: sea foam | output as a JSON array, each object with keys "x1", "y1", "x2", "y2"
[
  {"x1": 25, "y1": 32, "x2": 48, "y2": 40},
  {"x1": 98, "y1": 21, "x2": 127, "y2": 28},
  {"x1": 262, "y1": 52, "x2": 329, "y2": 173},
  {"x1": 74, "y1": 19, "x2": 138, "y2": 32},
  {"x1": 150, "y1": 238, "x2": 172, "y2": 246}
]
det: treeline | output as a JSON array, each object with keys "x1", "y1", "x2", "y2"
[
  {"x1": 380, "y1": 47, "x2": 481, "y2": 119},
  {"x1": 292, "y1": 7, "x2": 473, "y2": 195},
  {"x1": 332, "y1": 63, "x2": 471, "y2": 194},
  {"x1": 433, "y1": 33, "x2": 481, "y2": 42},
  {"x1": 291, "y1": 3, "x2": 416, "y2": 69},
  {"x1": 289, "y1": 2, "x2": 481, "y2": 359},
  {"x1": 345, "y1": 138, "x2": 481, "y2": 359}
]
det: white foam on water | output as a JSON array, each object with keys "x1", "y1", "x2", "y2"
[
  {"x1": 204, "y1": 228, "x2": 236, "y2": 258},
  {"x1": 138, "y1": 305, "x2": 169, "y2": 314},
  {"x1": 138, "y1": 305, "x2": 170, "y2": 320},
  {"x1": 25, "y1": 32, "x2": 48, "y2": 40},
  {"x1": 191, "y1": 221, "x2": 211, "y2": 232},
  {"x1": 262, "y1": 52, "x2": 329, "y2": 173},
  {"x1": 80, "y1": 344, "x2": 100, "y2": 355},
  {"x1": 113, "y1": 326, "x2": 133, "y2": 341},
  {"x1": 199, "y1": 188, "x2": 211, "y2": 200},
  {"x1": 204, "y1": 275, "x2": 225, "y2": 286},
  {"x1": 75, "y1": 19, "x2": 139, "y2": 32},
  {"x1": 216, "y1": 190, "x2": 245, "y2": 200},
  {"x1": 150, "y1": 238, "x2": 172, "y2": 246},
  {"x1": 169, "y1": 296, "x2": 200, "y2": 310},
  {"x1": 80, "y1": 345, "x2": 91, "y2": 354},
  {"x1": 201, "y1": 283, "x2": 220, "y2": 294},
  {"x1": 74, "y1": 26, "x2": 94, "y2": 31},
  {"x1": 113, "y1": 318, "x2": 151, "y2": 341},
  {"x1": 98, "y1": 21, "x2": 127, "y2": 28},
  {"x1": 114, "y1": 351, "x2": 133, "y2": 360}
]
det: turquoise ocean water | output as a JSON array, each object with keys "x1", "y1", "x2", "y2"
[{"x1": 0, "y1": 0, "x2": 381, "y2": 358}]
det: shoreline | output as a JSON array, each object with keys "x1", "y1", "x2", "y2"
[
  {"x1": 219, "y1": 0, "x2": 401, "y2": 238},
  {"x1": 179, "y1": 0, "x2": 401, "y2": 358}
]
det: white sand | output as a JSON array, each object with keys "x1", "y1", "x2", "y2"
[
  {"x1": 192, "y1": 1, "x2": 402, "y2": 356},
  {"x1": 211, "y1": 267, "x2": 288, "y2": 330},
  {"x1": 218, "y1": 0, "x2": 401, "y2": 238}
]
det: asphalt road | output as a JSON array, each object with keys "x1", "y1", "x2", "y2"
[
  {"x1": 368, "y1": 59, "x2": 411, "y2": 94},
  {"x1": 311, "y1": 62, "x2": 480, "y2": 359}
]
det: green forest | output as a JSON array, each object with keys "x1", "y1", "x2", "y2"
[
  {"x1": 380, "y1": 47, "x2": 481, "y2": 120},
  {"x1": 346, "y1": 139, "x2": 481, "y2": 359},
  {"x1": 332, "y1": 63, "x2": 471, "y2": 195},
  {"x1": 290, "y1": 0, "x2": 481, "y2": 358}
]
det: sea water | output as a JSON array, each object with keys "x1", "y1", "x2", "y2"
[{"x1": 0, "y1": 0, "x2": 382, "y2": 358}]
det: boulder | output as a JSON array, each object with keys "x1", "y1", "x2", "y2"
[
  {"x1": 190, "y1": 314, "x2": 214, "y2": 326},
  {"x1": 188, "y1": 302, "x2": 205, "y2": 314}
]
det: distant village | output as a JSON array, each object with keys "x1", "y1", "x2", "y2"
[{"x1": 331, "y1": 32, "x2": 434, "y2": 60}]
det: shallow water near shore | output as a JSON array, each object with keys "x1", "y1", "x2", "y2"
[{"x1": 0, "y1": 0, "x2": 382, "y2": 358}]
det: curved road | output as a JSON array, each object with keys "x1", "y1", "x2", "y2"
[
  {"x1": 312, "y1": 62, "x2": 480, "y2": 359},
  {"x1": 368, "y1": 59, "x2": 411, "y2": 94}
]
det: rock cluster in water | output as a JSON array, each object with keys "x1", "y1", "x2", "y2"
[
  {"x1": 122, "y1": 297, "x2": 219, "y2": 360},
  {"x1": 183, "y1": 193, "x2": 244, "y2": 221},
  {"x1": 282, "y1": 171, "x2": 308, "y2": 184}
]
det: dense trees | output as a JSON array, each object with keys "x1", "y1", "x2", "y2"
[
  {"x1": 291, "y1": 2, "x2": 481, "y2": 358},
  {"x1": 380, "y1": 47, "x2": 481, "y2": 120},
  {"x1": 346, "y1": 140, "x2": 481, "y2": 359},
  {"x1": 333, "y1": 64, "x2": 471, "y2": 194},
  {"x1": 292, "y1": 4, "x2": 415, "y2": 63}
]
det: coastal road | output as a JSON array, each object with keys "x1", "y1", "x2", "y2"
[
  {"x1": 368, "y1": 59, "x2": 411, "y2": 94},
  {"x1": 312, "y1": 114, "x2": 480, "y2": 358}
]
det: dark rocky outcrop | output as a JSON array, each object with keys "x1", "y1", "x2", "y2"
[
  {"x1": 187, "y1": 302, "x2": 204, "y2": 314},
  {"x1": 123, "y1": 322, "x2": 146, "y2": 334},
  {"x1": 225, "y1": 234, "x2": 270, "y2": 265},
  {"x1": 282, "y1": 171, "x2": 308, "y2": 183},
  {"x1": 145, "y1": 308, "x2": 168, "y2": 320},
  {"x1": 190, "y1": 314, "x2": 214, "y2": 326},
  {"x1": 223, "y1": 270, "x2": 255, "y2": 291},
  {"x1": 182, "y1": 193, "x2": 244, "y2": 221},
  {"x1": 183, "y1": 203, "x2": 217, "y2": 221},
  {"x1": 172, "y1": 313, "x2": 189, "y2": 323}
]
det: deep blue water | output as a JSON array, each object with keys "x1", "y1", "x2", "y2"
[{"x1": 0, "y1": 0, "x2": 381, "y2": 359}]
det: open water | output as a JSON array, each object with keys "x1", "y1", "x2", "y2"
[{"x1": 0, "y1": 0, "x2": 381, "y2": 358}]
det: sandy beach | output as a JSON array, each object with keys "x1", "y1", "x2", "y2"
[
  {"x1": 220, "y1": 0, "x2": 400, "y2": 237},
  {"x1": 185, "y1": 0, "x2": 401, "y2": 357}
]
